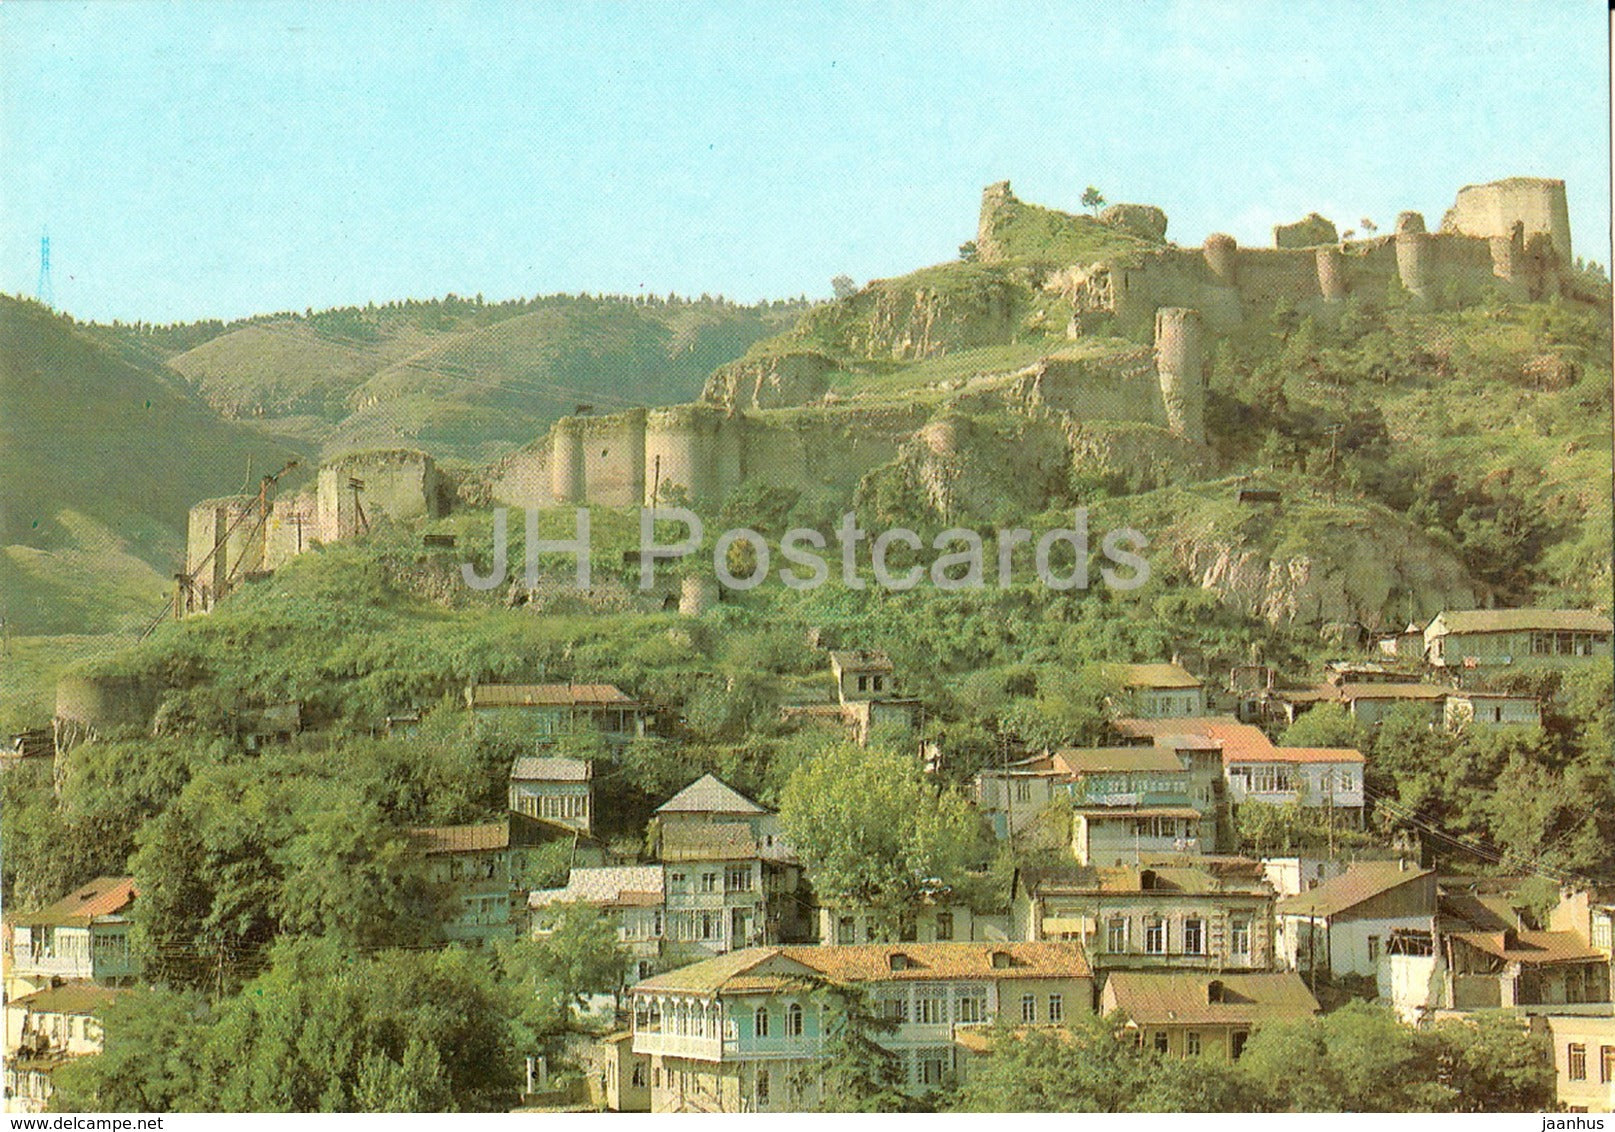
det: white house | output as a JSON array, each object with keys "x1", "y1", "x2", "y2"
[{"x1": 1275, "y1": 861, "x2": 1437, "y2": 979}]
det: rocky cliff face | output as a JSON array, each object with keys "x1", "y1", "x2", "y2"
[
  {"x1": 702, "y1": 349, "x2": 836, "y2": 410},
  {"x1": 1115, "y1": 487, "x2": 1482, "y2": 629}
]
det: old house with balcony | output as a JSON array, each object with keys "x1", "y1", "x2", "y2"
[
  {"x1": 466, "y1": 682, "x2": 650, "y2": 744},
  {"x1": 1423, "y1": 608, "x2": 1614, "y2": 670},
  {"x1": 627, "y1": 942, "x2": 1092, "y2": 1112},
  {"x1": 5, "y1": 877, "x2": 137, "y2": 997},
  {"x1": 1274, "y1": 861, "x2": 1438, "y2": 979},
  {"x1": 3, "y1": 982, "x2": 122, "y2": 1113},
  {"x1": 1011, "y1": 860, "x2": 1276, "y2": 972},
  {"x1": 656, "y1": 819, "x2": 808, "y2": 955},
  {"x1": 1100, "y1": 970, "x2": 1319, "y2": 1060},
  {"x1": 1105, "y1": 663, "x2": 1207, "y2": 720},
  {"x1": 408, "y1": 811, "x2": 608, "y2": 944},
  {"x1": 509, "y1": 755, "x2": 595, "y2": 833},
  {"x1": 1443, "y1": 690, "x2": 1543, "y2": 731}
]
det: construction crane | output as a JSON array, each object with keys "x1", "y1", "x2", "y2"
[{"x1": 140, "y1": 460, "x2": 299, "y2": 639}]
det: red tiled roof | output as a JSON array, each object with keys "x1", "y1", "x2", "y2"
[
  {"x1": 20, "y1": 877, "x2": 136, "y2": 927},
  {"x1": 1112, "y1": 717, "x2": 1276, "y2": 762}
]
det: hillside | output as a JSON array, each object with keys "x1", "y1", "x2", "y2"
[
  {"x1": 160, "y1": 294, "x2": 807, "y2": 464},
  {"x1": 0, "y1": 296, "x2": 310, "y2": 634}
]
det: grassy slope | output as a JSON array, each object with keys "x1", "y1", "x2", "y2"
[{"x1": 0, "y1": 296, "x2": 311, "y2": 634}]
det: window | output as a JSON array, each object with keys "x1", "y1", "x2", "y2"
[
  {"x1": 701, "y1": 872, "x2": 718, "y2": 894},
  {"x1": 837, "y1": 916, "x2": 857, "y2": 945},
  {"x1": 857, "y1": 675, "x2": 868, "y2": 692},
  {"x1": 935, "y1": 912, "x2": 954, "y2": 941},
  {"x1": 883, "y1": 996, "x2": 910, "y2": 1024},
  {"x1": 669, "y1": 871, "x2": 687, "y2": 893},
  {"x1": 700, "y1": 912, "x2": 717, "y2": 940},
  {"x1": 1593, "y1": 917, "x2": 1612, "y2": 951},
  {"x1": 1230, "y1": 918, "x2": 1252, "y2": 959},
  {"x1": 756, "y1": 1067, "x2": 770, "y2": 1106},
  {"x1": 1183, "y1": 918, "x2": 1204, "y2": 956},
  {"x1": 1367, "y1": 936, "x2": 1381, "y2": 963},
  {"x1": 1021, "y1": 994, "x2": 1037, "y2": 1023},
  {"x1": 1231, "y1": 1031, "x2": 1249, "y2": 1060},
  {"x1": 1107, "y1": 916, "x2": 1128, "y2": 953},
  {"x1": 920, "y1": 1056, "x2": 946, "y2": 1086},
  {"x1": 1185, "y1": 1031, "x2": 1201, "y2": 1056},
  {"x1": 1338, "y1": 770, "x2": 1356, "y2": 792},
  {"x1": 754, "y1": 1006, "x2": 770, "y2": 1038},
  {"x1": 918, "y1": 996, "x2": 947, "y2": 1025},
  {"x1": 1568, "y1": 1044, "x2": 1587, "y2": 1081},
  {"x1": 725, "y1": 866, "x2": 753, "y2": 893},
  {"x1": 1144, "y1": 917, "x2": 1166, "y2": 954},
  {"x1": 957, "y1": 994, "x2": 983, "y2": 1024},
  {"x1": 1048, "y1": 994, "x2": 1063, "y2": 1024},
  {"x1": 1601, "y1": 1045, "x2": 1615, "y2": 1084},
  {"x1": 632, "y1": 1063, "x2": 646, "y2": 1088},
  {"x1": 872, "y1": 676, "x2": 884, "y2": 692},
  {"x1": 786, "y1": 1003, "x2": 804, "y2": 1037},
  {"x1": 1153, "y1": 1031, "x2": 1169, "y2": 1053},
  {"x1": 1014, "y1": 779, "x2": 1033, "y2": 804}
]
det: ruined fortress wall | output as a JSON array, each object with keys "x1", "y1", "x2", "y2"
[
  {"x1": 1445, "y1": 177, "x2": 1572, "y2": 263},
  {"x1": 316, "y1": 450, "x2": 441, "y2": 541},
  {"x1": 487, "y1": 441, "x2": 554, "y2": 509},
  {"x1": 55, "y1": 673, "x2": 160, "y2": 733},
  {"x1": 1021, "y1": 353, "x2": 1169, "y2": 431},
  {"x1": 737, "y1": 404, "x2": 925, "y2": 498},
  {"x1": 187, "y1": 496, "x2": 264, "y2": 599},
  {"x1": 577, "y1": 409, "x2": 646, "y2": 507},
  {"x1": 263, "y1": 493, "x2": 315, "y2": 570}
]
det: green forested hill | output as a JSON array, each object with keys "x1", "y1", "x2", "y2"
[
  {"x1": 159, "y1": 293, "x2": 808, "y2": 463},
  {"x1": 0, "y1": 296, "x2": 310, "y2": 634}
]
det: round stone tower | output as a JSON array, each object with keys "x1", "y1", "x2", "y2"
[
  {"x1": 1203, "y1": 234, "x2": 1238, "y2": 287},
  {"x1": 1395, "y1": 213, "x2": 1434, "y2": 298},
  {"x1": 550, "y1": 418, "x2": 585, "y2": 504},
  {"x1": 1154, "y1": 307, "x2": 1206, "y2": 443},
  {"x1": 1315, "y1": 246, "x2": 1346, "y2": 302}
]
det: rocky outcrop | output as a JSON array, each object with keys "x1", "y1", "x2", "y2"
[
  {"x1": 1130, "y1": 488, "x2": 1481, "y2": 628},
  {"x1": 702, "y1": 350, "x2": 836, "y2": 410},
  {"x1": 1099, "y1": 203, "x2": 1169, "y2": 242}
]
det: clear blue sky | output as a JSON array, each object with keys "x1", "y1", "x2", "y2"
[{"x1": 2, "y1": 0, "x2": 1608, "y2": 324}]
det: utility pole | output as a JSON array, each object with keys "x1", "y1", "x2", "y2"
[{"x1": 36, "y1": 231, "x2": 53, "y2": 309}]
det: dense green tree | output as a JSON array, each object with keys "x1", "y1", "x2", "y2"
[
  {"x1": 779, "y1": 743, "x2": 989, "y2": 939},
  {"x1": 49, "y1": 989, "x2": 213, "y2": 1112},
  {"x1": 807, "y1": 984, "x2": 914, "y2": 1112}
]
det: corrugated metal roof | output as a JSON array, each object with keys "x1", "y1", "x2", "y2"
[
  {"x1": 406, "y1": 822, "x2": 509, "y2": 854},
  {"x1": 510, "y1": 756, "x2": 593, "y2": 782},
  {"x1": 1431, "y1": 609, "x2": 1613, "y2": 635},
  {"x1": 469, "y1": 683, "x2": 637, "y2": 708},
  {"x1": 10, "y1": 981, "x2": 125, "y2": 1016},
  {"x1": 1276, "y1": 862, "x2": 1432, "y2": 918},
  {"x1": 1057, "y1": 747, "x2": 1184, "y2": 774},
  {"x1": 1104, "y1": 971, "x2": 1319, "y2": 1026},
  {"x1": 1105, "y1": 663, "x2": 1202, "y2": 690},
  {"x1": 1241, "y1": 746, "x2": 1365, "y2": 765},
  {"x1": 529, "y1": 865, "x2": 664, "y2": 908},
  {"x1": 656, "y1": 774, "x2": 767, "y2": 815},
  {"x1": 1450, "y1": 929, "x2": 1606, "y2": 965},
  {"x1": 660, "y1": 821, "x2": 761, "y2": 861}
]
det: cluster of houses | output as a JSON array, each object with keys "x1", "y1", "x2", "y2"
[{"x1": 2, "y1": 606, "x2": 1610, "y2": 1113}]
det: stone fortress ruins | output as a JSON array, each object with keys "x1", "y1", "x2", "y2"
[{"x1": 178, "y1": 176, "x2": 1578, "y2": 612}]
